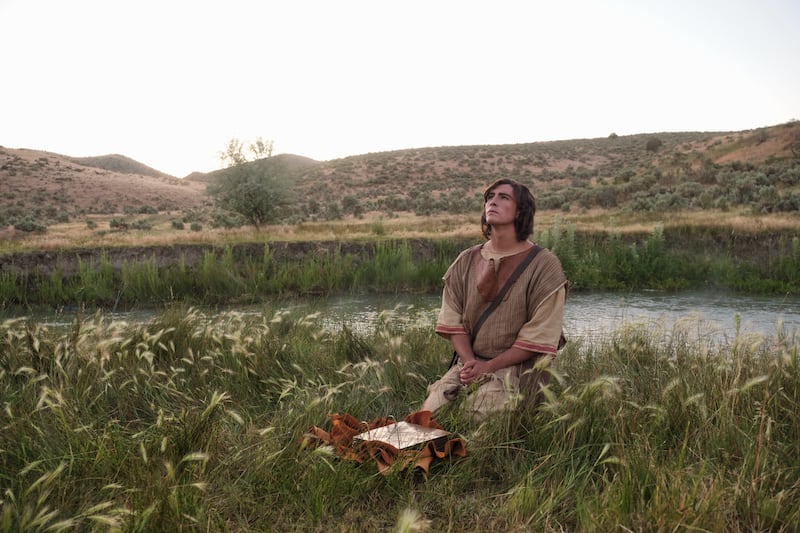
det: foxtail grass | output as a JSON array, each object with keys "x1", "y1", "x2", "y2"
[{"x1": 1, "y1": 306, "x2": 799, "y2": 531}]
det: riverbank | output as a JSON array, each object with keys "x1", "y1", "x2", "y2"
[{"x1": 1, "y1": 223, "x2": 799, "y2": 308}]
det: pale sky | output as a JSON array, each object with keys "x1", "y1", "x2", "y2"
[{"x1": 1, "y1": 0, "x2": 798, "y2": 177}]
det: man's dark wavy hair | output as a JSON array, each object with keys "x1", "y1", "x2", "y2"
[{"x1": 480, "y1": 178, "x2": 536, "y2": 242}]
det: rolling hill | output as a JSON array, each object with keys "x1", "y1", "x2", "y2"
[
  {"x1": 0, "y1": 148, "x2": 210, "y2": 220},
  {"x1": 188, "y1": 122, "x2": 800, "y2": 221},
  {"x1": 68, "y1": 153, "x2": 176, "y2": 180},
  {"x1": 2, "y1": 121, "x2": 798, "y2": 232}
]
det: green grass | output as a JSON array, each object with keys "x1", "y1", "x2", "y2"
[
  {"x1": 1, "y1": 306, "x2": 798, "y2": 531},
  {"x1": 4, "y1": 225, "x2": 800, "y2": 310}
]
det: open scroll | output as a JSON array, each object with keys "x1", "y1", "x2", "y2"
[{"x1": 353, "y1": 421, "x2": 450, "y2": 450}]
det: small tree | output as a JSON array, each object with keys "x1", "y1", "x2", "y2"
[
  {"x1": 219, "y1": 137, "x2": 273, "y2": 167},
  {"x1": 208, "y1": 138, "x2": 291, "y2": 228},
  {"x1": 249, "y1": 137, "x2": 274, "y2": 160}
]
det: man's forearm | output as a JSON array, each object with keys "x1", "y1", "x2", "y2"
[
  {"x1": 450, "y1": 334, "x2": 475, "y2": 363},
  {"x1": 452, "y1": 334, "x2": 535, "y2": 372},
  {"x1": 484, "y1": 346, "x2": 536, "y2": 373}
]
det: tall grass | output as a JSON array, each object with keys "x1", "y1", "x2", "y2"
[
  {"x1": 538, "y1": 219, "x2": 800, "y2": 293},
  {"x1": 74, "y1": 253, "x2": 115, "y2": 304},
  {"x1": 721, "y1": 235, "x2": 800, "y2": 293},
  {"x1": 0, "y1": 271, "x2": 24, "y2": 306},
  {"x1": 1, "y1": 307, "x2": 798, "y2": 531},
  {"x1": 539, "y1": 221, "x2": 699, "y2": 290},
  {"x1": 3, "y1": 228, "x2": 800, "y2": 309},
  {"x1": 1, "y1": 240, "x2": 458, "y2": 309}
]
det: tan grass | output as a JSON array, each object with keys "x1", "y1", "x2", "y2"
[
  {"x1": 550, "y1": 209, "x2": 800, "y2": 235},
  {"x1": 5, "y1": 208, "x2": 799, "y2": 255}
]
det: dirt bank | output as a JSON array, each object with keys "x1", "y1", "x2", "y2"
[{"x1": 0, "y1": 239, "x2": 468, "y2": 278}]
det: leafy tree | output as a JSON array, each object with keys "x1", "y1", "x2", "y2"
[
  {"x1": 219, "y1": 138, "x2": 248, "y2": 166},
  {"x1": 249, "y1": 137, "x2": 274, "y2": 160},
  {"x1": 219, "y1": 136, "x2": 274, "y2": 167},
  {"x1": 208, "y1": 138, "x2": 291, "y2": 228}
]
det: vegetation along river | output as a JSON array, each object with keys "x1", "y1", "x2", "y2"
[{"x1": 35, "y1": 290, "x2": 800, "y2": 346}]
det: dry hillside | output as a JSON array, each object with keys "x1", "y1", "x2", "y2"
[
  {"x1": 287, "y1": 124, "x2": 799, "y2": 206},
  {"x1": 2, "y1": 121, "x2": 798, "y2": 233},
  {"x1": 183, "y1": 122, "x2": 799, "y2": 221},
  {"x1": 0, "y1": 148, "x2": 209, "y2": 218}
]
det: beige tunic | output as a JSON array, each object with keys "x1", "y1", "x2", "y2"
[
  {"x1": 423, "y1": 243, "x2": 567, "y2": 418},
  {"x1": 435, "y1": 243, "x2": 567, "y2": 357}
]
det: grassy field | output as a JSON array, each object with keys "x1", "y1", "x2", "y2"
[{"x1": 1, "y1": 305, "x2": 798, "y2": 531}]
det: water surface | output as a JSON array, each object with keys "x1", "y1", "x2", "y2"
[
  {"x1": 261, "y1": 290, "x2": 800, "y2": 345},
  {"x1": 19, "y1": 290, "x2": 800, "y2": 345}
]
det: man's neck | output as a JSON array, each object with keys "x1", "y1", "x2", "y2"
[{"x1": 488, "y1": 228, "x2": 528, "y2": 253}]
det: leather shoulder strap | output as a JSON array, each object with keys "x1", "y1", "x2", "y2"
[
  {"x1": 470, "y1": 245, "x2": 541, "y2": 343},
  {"x1": 449, "y1": 244, "x2": 542, "y2": 368}
]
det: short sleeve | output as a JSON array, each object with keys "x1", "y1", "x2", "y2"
[{"x1": 512, "y1": 284, "x2": 566, "y2": 355}]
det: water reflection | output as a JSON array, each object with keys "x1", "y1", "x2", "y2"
[
  {"x1": 567, "y1": 291, "x2": 800, "y2": 345},
  {"x1": 13, "y1": 290, "x2": 800, "y2": 345},
  {"x1": 283, "y1": 290, "x2": 800, "y2": 346},
  {"x1": 260, "y1": 290, "x2": 800, "y2": 346}
]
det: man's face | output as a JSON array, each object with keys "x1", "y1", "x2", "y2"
[{"x1": 484, "y1": 184, "x2": 517, "y2": 227}]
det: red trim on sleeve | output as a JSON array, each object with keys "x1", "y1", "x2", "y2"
[
  {"x1": 435, "y1": 324, "x2": 467, "y2": 336},
  {"x1": 513, "y1": 340, "x2": 558, "y2": 355}
]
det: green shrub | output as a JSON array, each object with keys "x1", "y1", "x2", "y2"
[
  {"x1": 13, "y1": 216, "x2": 47, "y2": 233},
  {"x1": 210, "y1": 211, "x2": 247, "y2": 229},
  {"x1": 645, "y1": 137, "x2": 663, "y2": 152},
  {"x1": 109, "y1": 218, "x2": 128, "y2": 230},
  {"x1": 129, "y1": 219, "x2": 153, "y2": 231}
]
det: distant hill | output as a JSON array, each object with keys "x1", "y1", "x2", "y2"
[
  {"x1": 186, "y1": 153, "x2": 320, "y2": 183},
  {"x1": 0, "y1": 147, "x2": 209, "y2": 222},
  {"x1": 68, "y1": 153, "x2": 176, "y2": 179},
  {"x1": 1, "y1": 121, "x2": 798, "y2": 230}
]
